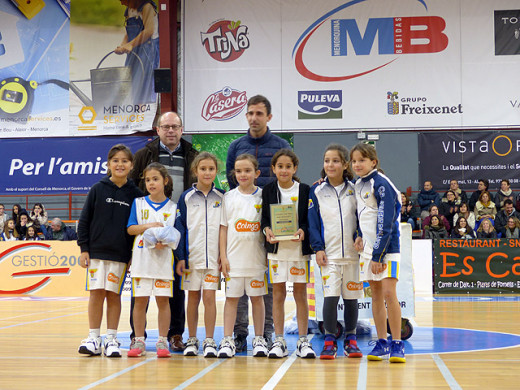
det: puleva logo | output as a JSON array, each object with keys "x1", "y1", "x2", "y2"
[
  {"x1": 292, "y1": 0, "x2": 448, "y2": 82},
  {"x1": 201, "y1": 20, "x2": 249, "y2": 62},
  {"x1": 298, "y1": 90, "x2": 342, "y2": 119},
  {"x1": 201, "y1": 87, "x2": 247, "y2": 121}
]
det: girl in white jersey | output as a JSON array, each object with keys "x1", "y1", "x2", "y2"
[
  {"x1": 308, "y1": 144, "x2": 363, "y2": 360},
  {"x1": 127, "y1": 163, "x2": 180, "y2": 358},
  {"x1": 218, "y1": 154, "x2": 268, "y2": 358},
  {"x1": 175, "y1": 152, "x2": 224, "y2": 358},
  {"x1": 261, "y1": 149, "x2": 316, "y2": 359},
  {"x1": 351, "y1": 143, "x2": 405, "y2": 363}
]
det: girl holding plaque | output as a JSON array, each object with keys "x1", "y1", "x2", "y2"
[{"x1": 261, "y1": 149, "x2": 316, "y2": 359}]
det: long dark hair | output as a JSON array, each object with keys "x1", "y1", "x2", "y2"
[{"x1": 142, "y1": 162, "x2": 173, "y2": 199}]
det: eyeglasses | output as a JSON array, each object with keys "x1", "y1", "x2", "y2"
[{"x1": 159, "y1": 124, "x2": 182, "y2": 131}]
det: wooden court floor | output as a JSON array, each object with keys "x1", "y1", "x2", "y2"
[{"x1": 1, "y1": 295, "x2": 519, "y2": 389}]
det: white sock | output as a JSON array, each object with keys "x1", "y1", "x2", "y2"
[
  {"x1": 88, "y1": 329, "x2": 101, "y2": 339},
  {"x1": 106, "y1": 329, "x2": 117, "y2": 339},
  {"x1": 158, "y1": 336, "x2": 168, "y2": 343}
]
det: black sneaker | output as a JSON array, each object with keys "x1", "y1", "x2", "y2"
[{"x1": 234, "y1": 334, "x2": 248, "y2": 353}]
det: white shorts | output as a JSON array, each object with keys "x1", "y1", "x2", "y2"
[
  {"x1": 360, "y1": 252, "x2": 400, "y2": 282},
  {"x1": 319, "y1": 263, "x2": 363, "y2": 299},
  {"x1": 267, "y1": 259, "x2": 310, "y2": 284},
  {"x1": 181, "y1": 268, "x2": 220, "y2": 291},
  {"x1": 86, "y1": 259, "x2": 127, "y2": 294},
  {"x1": 225, "y1": 273, "x2": 268, "y2": 298},
  {"x1": 131, "y1": 278, "x2": 174, "y2": 297}
]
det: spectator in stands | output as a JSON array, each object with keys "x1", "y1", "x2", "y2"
[
  {"x1": 417, "y1": 181, "x2": 441, "y2": 219},
  {"x1": 45, "y1": 218, "x2": 78, "y2": 241},
  {"x1": 15, "y1": 211, "x2": 33, "y2": 237},
  {"x1": 439, "y1": 190, "x2": 459, "y2": 228},
  {"x1": 476, "y1": 218, "x2": 497, "y2": 239},
  {"x1": 0, "y1": 203, "x2": 8, "y2": 234},
  {"x1": 494, "y1": 199, "x2": 520, "y2": 236},
  {"x1": 1, "y1": 219, "x2": 19, "y2": 241},
  {"x1": 474, "y1": 191, "x2": 497, "y2": 221},
  {"x1": 422, "y1": 205, "x2": 450, "y2": 237},
  {"x1": 494, "y1": 179, "x2": 515, "y2": 211},
  {"x1": 424, "y1": 215, "x2": 448, "y2": 241},
  {"x1": 30, "y1": 203, "x2": 48, "y2": 227},
  {"x1": 24, "y1": 225, "x2": 41, "y2": 241},
  {"x1": 12, "y1": 204, "x2": 26, "y2": 224},
  {"x1": 453, "y1": 202, "x2": 476, "y2": 230},
  {"x1": 400, "y1": 193, "x2": 417, "y2": 229},
  {"x1": 504, "y1": 217, "x2": 520, "y2": 239},
  {"x1": 442, "y1": 179, "x2": 467, "y2": 204},
  {"x1": 468, "y1": 179, "x2": 489, "y2": 210},
  {"x1": 450, "y1": 217, "x2": 475, "y2": 239}
]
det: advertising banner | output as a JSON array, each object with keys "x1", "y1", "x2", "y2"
[
  {"x1": 182, "y1": 0, "x2": 520, "y2": 133},
  {"x1": 0, "y1": 241, "x2": 88, "y2": 297},
  {"x1": 0, "y1": 136, "x2": 149, "y2": 194},
  {"x1": 418, "y1": 131, "x2": 520, "y2": 191},
  {"x1": 433, "y1": 238, "x2": 520, "y2": 294}
]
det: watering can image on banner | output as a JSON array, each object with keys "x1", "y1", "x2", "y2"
[{"x1": 69, "y1": 50, "x2": 144, "y2": 115}]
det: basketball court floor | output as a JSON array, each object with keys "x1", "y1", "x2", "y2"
[{"x1": 1, "y1": 293, "x2": 519, "y2": 389}]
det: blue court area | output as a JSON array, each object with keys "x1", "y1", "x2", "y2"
[{"x1": 117, "y1": 325, "x2": 520, "y2": 356}]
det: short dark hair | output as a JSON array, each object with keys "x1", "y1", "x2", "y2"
[
  {"x1": 479, "y1": 179, "x2": 489, "y2": 189},
  {"x1": 504, "y1": 199, "x2": 514, "y2": 206},
  {"x1": 247, "y1": 95, "x2": 271, "y2": 115}
]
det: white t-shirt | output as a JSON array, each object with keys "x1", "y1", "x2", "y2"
[
  {"x1": 268, "y1": 181, "x2": 308, "y2": 262},
  {"x1": 128, "y1": 196, "x2": 177, "y2": 279},
  {"x1": 221, "y1": 187, "x2": 266, "y2": 277}
]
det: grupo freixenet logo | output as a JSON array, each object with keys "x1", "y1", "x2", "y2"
[
  {"x1": 0, "y1": 242, "x2": 71, "y2": 294},
  {"x1": 201, "y1": 87, "x2": 247, "y2": 121},
  {"x1": 201, "y1": 20, "x2": 249, "y2": 62},
  {"x1": 298, "y1": 90, "x2": 342, "y2": 119},
  {"x1": 494, "y1": 10, "x2": 520, "y2": 55},
  {"x1": 386, "y1": 91, "x2": 462, "y2": 116},
  {"x1": 292, "y1": 0, "x2": 448, "y2": 82}
]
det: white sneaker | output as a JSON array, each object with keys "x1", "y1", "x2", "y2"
[
  {"x1": 296, "y1": 336, "x2": 316, "y2": 359},
  {"x1": 103, "y1": 336, "x2": 121, "y2": 358},
  {"x1": 268, "y1": 337, "x2": 288, "y2": 358},
  {"x1": 78, "y1": 336, "x2": 102, "y2": 356},
  {"x1": 217, "y1": 336, "x2": 235, "y2": 358},
  {"x1": 184, "y1": 337, "x2": 199, "y2": 356},
  {"x1": 252, "y1": 336, "x2": 268, "y2": 357},
  {"x1": 203, "y1": 338, "x2": 218, "y2": 358}
]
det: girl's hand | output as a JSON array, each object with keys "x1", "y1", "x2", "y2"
[
  {"x1": 291, "y1": 228, "x2": 304, "y2": 242},
  {"x1": 370, "y1": 261, "x2": 387, "y2": 275},
  {"x1": 316, "y1": 250, "x2": 327, "y2": 266},
  {"x1": 115, "y1": 42, "x2": 133, "y2": 54},
  {"x1": 79, "y1": 252, "x2": 90, "y2": 268},
  {"x1": 354, "y1": 237, "x2": 364, "y2": 252},
  {"x1": 220, "y1": 257, "x2": 230, "y2": 278},
  {"x1": 264, "y1": 227, "x2": 278, "y2": 244},
  {"x1": 155, "y1": 242, "x2": 167, "y2": 249},
  {"x1": 176, "y1": 260, "x2": 186, "y2": 276}
]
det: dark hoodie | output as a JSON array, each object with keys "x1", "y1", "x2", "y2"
[{"x1": 77, "y1": 177, "x2": 143, "y2": 263}]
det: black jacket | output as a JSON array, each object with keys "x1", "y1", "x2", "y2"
[
  {"x1": 77, "y1": 177, "x2": 143, "y2": 263},
  {"x1": 260, "y1": 180, "x2": 312, "y2": 255}
]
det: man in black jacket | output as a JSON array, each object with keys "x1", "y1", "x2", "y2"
[
  {"x1": 495, "y1": 200, "x2": 520, "y2": 236},
  {"x1": 129, "y1": 111, "x2": 198, "y2": 352}
]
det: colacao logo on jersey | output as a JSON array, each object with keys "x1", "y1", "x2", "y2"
[
  {"x1": 292, "y1": 0, "x2": 448, "y2": 82},
  {"x1": 298, "y1": 90, "x2": 342, "y2": 119}
]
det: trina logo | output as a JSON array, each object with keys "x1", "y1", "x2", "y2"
[
  {"x1": 204, "y1": 274, "x2": 219, "y2": 283},
  {"x1": 201, "y1": 87, "x2": 247, "y2": 121},
  {"x1": 107, "y1": 273, "x2": 119, "y2": 284},
  {"x1": 235, "y1": 219, "x2": 260, "y2": 232},
  {"x1": 250, "y1": 279, "x2": 265, "y2": 288},
  {"x1": 347, "y1": 281, "x2": 363, "y2": 291},
  {"x1": 290, "y1": 267, "x2": 305, "y2": 276},
  {"x1": 155, "y1": 280, "x2": 171, "y2": 288},
  {"x1": 201, "y1": 20, "x2": 250, "y2": 62}
]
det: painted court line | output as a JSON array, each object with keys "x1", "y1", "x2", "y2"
[
  {"x1": 432, "y1": 353, "x2": 462, "y2": 390},
  {"x1": 0, "y1": 304, "x2": 85, "y2": 321},
  {"x1": 0, "y1": 311, "x2": 85, "y2": 330},
  {"x1": 78, "y1": 357, "x2": 156, "y2": 390},
  {"x1": 357, "y1": 357, "x2": 368, "y2": 390},
  {"x1": 172, "y1": 360, "x2": 226, "y2": 390},
  {"x1": 261, "y1": 334, "x2": 315, "y2": 390}
]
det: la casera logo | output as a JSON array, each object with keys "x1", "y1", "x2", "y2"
[
  {"x1": 292, "y1": 0, "x2": 448, "y2": 82},
  {"x1": 201, "y1": 20, "x2": 250, "y2": 62},
  {"x1": 201, "y1": 87, "x2": 247, "y2": 121}
]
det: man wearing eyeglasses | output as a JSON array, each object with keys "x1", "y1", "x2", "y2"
[{"x1": 129, "y1": 111, "x2": 198, "y2": 352}]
